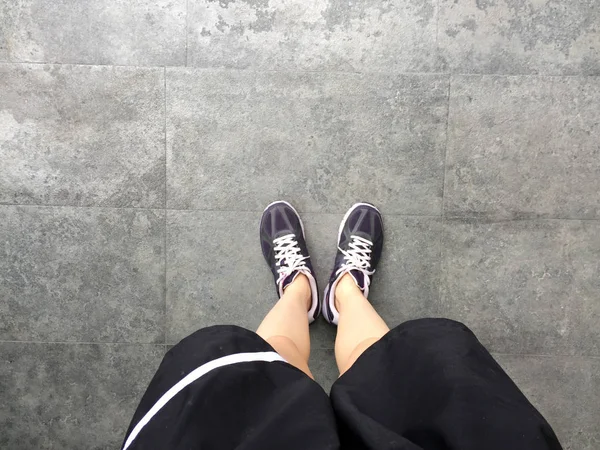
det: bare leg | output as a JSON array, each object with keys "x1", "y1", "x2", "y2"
[
  {"x1": 256, "y1": 274, "x2": 313, "y2": 378},
  {"x1": 334, "y1": 273, "x2": 390, "y2": 375}
]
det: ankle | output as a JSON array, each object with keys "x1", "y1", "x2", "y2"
[
  {"x1": 283, "y1": 273, "x2": 312, "y2": 311},
  {"x1": 334, "y1": 273, "x2": 362, "y2": 311}
]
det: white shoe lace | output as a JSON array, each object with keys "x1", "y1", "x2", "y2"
[
  {"x1": 273, "y1": 234, "x2": 309, "y2": 284},
  {"x1": 336, "y1": 235, "x2": 374, "y2": 287}
]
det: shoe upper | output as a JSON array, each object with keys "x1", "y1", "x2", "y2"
[
  {"x1": 260, "y1": 201, "x2": 320, "y2": 322},
  {"x1": 323, "y1": 203, "x2": 384, "y2": 325}
]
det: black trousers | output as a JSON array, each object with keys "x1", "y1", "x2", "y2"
[{"x1": 122, "y1": 319, "x2": 562, "y2": 450}]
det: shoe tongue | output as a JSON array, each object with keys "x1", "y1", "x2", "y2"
[{"x1": 348, "y1": 270, "x2": 366, "y2": 291}]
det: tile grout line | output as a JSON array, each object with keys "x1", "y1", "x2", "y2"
[
  {"x1": 490, "y1": 351, "x2": 600, "y2": 360},
  {"x1": 185, "y1": 0, "x2": 189, "y2": 67},
  {"x1": 0, "y1": 340, "x2": 166, "y2": 345},
  {"x1": 436, "y1": 220, "x2": 446, "y2": 317},
  {"x1": 2, "y1": 61, "x2": 600, "y2": 79},
  {"x1": 434, "y1": 0, "x2": 440, "y2": 60},
  {"x1": 164, "y1": 66, "x2": 168, "y2": 208},
  {"x1": 163, "y1": 66, "x2": 168, "y2": 345},
  {"x1": 442, "y1": 216, "x2": 600, "y2": 223},
  {"x1": 0, "y1": 203, "x2": 441, "y2": 217},
  {"x1": 163, "y1": 205, "x2": 168, "y2": 345},
  {"x1": 160, "y1": 208, "x2": 441, "y2": 217},
  {"x1": 4, "y1": 339, "x2": 598, "y2": 360},
  {"x1": 441, "y1": 75, "x2": 451, "y2": 218},
  {"x1": 437, "y1": 76, "x2": 452, "y2": 316},
  {"x1": 3, "y1": 203, "x2": 600, "y2": 223}
]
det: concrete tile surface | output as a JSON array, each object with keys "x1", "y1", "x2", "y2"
[
  {"x1": 2, "y1": 0, "x2": 600, "y2": 448},
  {"x1": 0, "y1": 342, "x2": 164, "y2": 450},
  {"x1": 438, "y1": 0, "x2": 600, "y2": 75},
  {"x1": 187, "y1": 0, "x2": 438, "y2": 72},
  {"x1": 309, "y1": 347, "x2": 338, "y2": 394},
  {"x1": 166, "y1": 210, "x2": 274, "y2": 343},
  {"x1": 445, "y1": 75, "x2": 600, "y2": 220},
  {"x1": 441, "y1": 219, "x2": 600, "y2": 356},
  {"x1": 0, "y1": 64, "x2": 165, "y2": 207},
  {"x1": 0, "y1": 206, "x2": 165, "y2": 343},
  {"x1": 305, "y1": 213, "x2": 443, "y2": 328},
  {"x1": 165, "y1": 207, "x2": 344, "y2": 347},
  {"x1": 496, "y1": 354, "x2": 600, "y2": 450},
  {"x1": 166, "y1": 69, "x2": 449, "y2": 214},
  {"x1": 0, "y1": 23, "x2": 7, "y2": 61},
  {"x1": 1, "y1": 0, "x2": 186, "y2": 65},
  {"x1": 368, "y1": 216, "x2": 442, "y2": 326},
  {"x1": 291, "y1": 212, "x2": 441, "y2": 345},
  {"x1": 167, "y1": 210, "x2": 441, "y2": 344}
]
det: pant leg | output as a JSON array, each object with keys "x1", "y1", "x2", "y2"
[
  {"x1": 330, "y1": 318, "x2": 562, "y2": 450},
  {"x1": 123, "y1": 325, "x2": 340, "y2": 450}
]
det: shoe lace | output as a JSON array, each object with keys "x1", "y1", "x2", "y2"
[
  {"x1": 273, "y1": 234, "x2": 309, "y2": 284},
  {"x1": 336, "y1": 235, "x2": 374, "y2": 285}
]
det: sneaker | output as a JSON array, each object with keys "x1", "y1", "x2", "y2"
[
  {"x1": 322, "y1": 203, "x2": 384, "y2": 325},
  {"x1": 260, "y1": 201, "x2": 320, "y2": 323}
]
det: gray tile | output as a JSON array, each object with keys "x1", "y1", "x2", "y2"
[
  {"x1": 438, "y1": 0, "x2": 600, "y2": 75},
  {"x1": 1, "y1": 0, "x2": 186, "y2": 65},
  {"x1": 0, "y1": 342, "x2": 163, "y2": 450},
  {"x1": 165, "y1": 210, "x2": 441, "y2": 346},
  {"x1": 302, "y1": 213, "x2": 343, "y2": 350},
  {"x1": 301, "y1": 214, "x2": 342, "y2": 310},
  {"x1": 168, "y1": 210, "x2": 441, "y2": 342},
  {"x1": 186, "y1": 0, "x2": 438, "y2": 72},
  {"x1": 167, "y1": 210, "x2": 437, "y2": 351},
  {"x1": 166, "y1": 209, "x2": 344, "y2": 346},
  {"x1": 310, "y1": 319, "x2": 337, "y2": 350},
  {"x1": 0, "y1": 64, "x2": 165, "y2": 208},
  {"x1": 441, "y1": 219, "x2": 600, "y2": 356},
  {"x1": 302, "y1": 213, "x2": 345, "y2": 348},
  {"x1": 495, "y1": 354, "x2": 600, "y2": 450},
  {"x1": 304, "y1": 213, "x2": 443, "y2": 331},
  {"x1": 0, "y1": 16, "x2": 8, "y2": 61},
  {"x1": 0, "y1": 206, "x2": 165, "y2": 343},
  {"x1": 369, "y1": 216, "x2": 442, "y2": 326},
  {"x1": 167, "y1": 210, "x2": 274, "y2": 343},
  {"x1": 166, "y1": 69, "x2": 449, "y2": 214},
  {"x1": 309, "y1": 348, "x2": 338, "y2": 394},
  {"x1": 445, "y1": 75, "x2": 600, "y2": 220}
]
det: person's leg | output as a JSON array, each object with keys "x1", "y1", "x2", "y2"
[
  {"x1": 256, "y1": 273, "x2": 313, "y2": 377},
  {"x1": 257, "y1": 201, "x2": 321, "y2": 378},
  {"x1": 320, "y1": 202, "x2": 387, "y2": 375},
  {"x1": 334, "y1": 273, "x2": 389, "y2": 374}
]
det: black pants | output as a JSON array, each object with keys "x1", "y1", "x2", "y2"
[{"x1": 122, "y1": 319, "x2": 562, "y2": 450}]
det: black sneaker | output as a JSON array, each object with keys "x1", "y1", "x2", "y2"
[
  {"x1": 260, "y1": 201, "x2": 320, "y2": 323},
  {"x1": 322, "y1": 203, "x2": 384, "y2": 325}
]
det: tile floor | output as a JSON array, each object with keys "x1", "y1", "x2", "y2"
[{"x1": 1, "y1": 0, "x2": 599, "y2": 448}]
